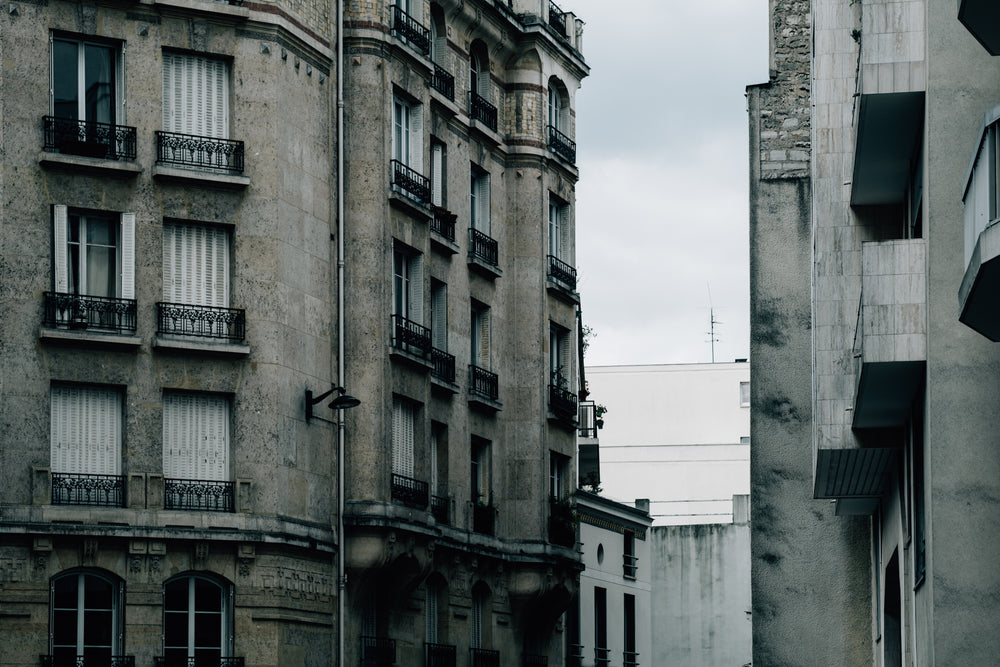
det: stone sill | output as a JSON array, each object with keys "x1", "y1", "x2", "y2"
[
  {"x1": 389, "y1": 190, "x2": 432, "y2": 221},
  {"x1": 546, "y1": 280, "x2": 580, "y2": 305},
  {"x1": 468, "y1": 394, "x2": 502, "y2": 413},
  {"x1": 467, "y1": 117, "x2": 503, "y2": 146},
  {"x1": 429, "y1": 88, "x2": 461, "y2": 117},
  {"x1": 153, "y1": 0, "x2": 250, "y2": 21},
  {"x1": 467, "y1": 255, "x2": 502, "y2": 280},
  {"x1": 431, "y1": 232, "x2": 460, "y2": 255},
  {"x1": 154, "y1": 335, "x2": 250, "y2": 357},
  {"x1": 153, "y1": 164, "x2": 250, "y2": 189},
  {"x1": 431, "y1": 375, "x2": 460, "y2": 395},
  {"x1": 389, "y1": 345, "x2": 434, "y2": 372},
  {"x1": 547, "y1": 412, "x2": 579, "y2": 432},
  {"x1": 39, "y1": 151, "x2": 142, "y2": 178},
  {"x1": 40, "y1": 327, "x2": 142, "y2": 351}
]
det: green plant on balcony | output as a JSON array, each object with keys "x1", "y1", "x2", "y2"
[{"x1": 594, "y1": 403, "x2": 607, "y2": 429}]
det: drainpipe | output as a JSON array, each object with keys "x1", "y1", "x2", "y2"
[{"x1": 336, "y1": 0, "x2": 346, "y2": 665}]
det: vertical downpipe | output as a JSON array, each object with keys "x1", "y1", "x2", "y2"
[{"x1": 336, "y1": 0, "x2": 346, "y2": 665}]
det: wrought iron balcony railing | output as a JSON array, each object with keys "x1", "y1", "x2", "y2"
[
  {"x1": 157, "y1": 302, "x2": 246, "y2": 342},
  {"x1": 524, "y1": 654, "x2": 548, "y2": 667},
  {"x1": 41, "y1": 656, "x2": 136, "y2": 667},
  {"x1": 547, "y1": 255, "x2": 577, "y2": 291},
  {"x1": 164, "y1": 478, "x2": 235, "y2": 512},
  {"x1": 391, "y1": 473, "x2": 429, "y2": 509},
  {"x1": 431, "y1": 207, "x2": 457, "y2": 241},
  {"x1": 155, "y1": 130, "x2": 245, "y2": 174},
  {"x1": 361, "y1": 636, "x2": 396, "y2": 667},
  {"x1": 469, "y1": 228, "x2": 499, "y2": 267},
  {"x1": 425, "y1": 643, "x2": 457, "y2": 667},
  {"x1": 577, "y1": 401, "x2": 597, "y2": 438},
  {"x1": 469, "y1": 364, "x2": 499, "y2": 402},
  {"x1": 153, "y1": 658, "x2": 245, "y2": 667},
  {"x1": 431, "y1": 64, "x2": 455, "y2": 101},
  {"x1": 547, "y1": 125, "x2": 576, "y2": 164},
  {"x1": 473, "y1": 500, "x2": 495, "y2": 536},
  {"x1": 44, "y1": 292, "x2": 137, "y2": 334},
  {"x1": 470, "y1": 648, "x2": 500, "y2": 667},
  {"x1": 392, "y1": 314, "x2": 432, "y2": 358},
  {"x1": 43, "y1": 116, "x2": 137, "y2": 161},
  {"x1": 623, "y1": 651, "x2": 640, "y2": 667},
  {"x1": 391, "y1": 159, "x2": 432, "y2": 204},
  {"x1": 549, "y1": 384, "x2": 578, "y2": 420},
  {"x1": 548, "y1": 1, "x2": 567, "y2": 36},
  {"x1": 594, "y1": 648, "x2": 610, "y2": 667},
  {"x1": 623, "y1": 553, "x2": 638, "y2": 579},
  {"x1": 390, "y1": 4, "x2": 430, "y2": 54},
  {"x1": 469, "y1": 92, "x2": 498, "y2": 132},
  {"x1": 51, "y1": 472, "x2": 125, "y2": 507},
  {"x1": 431, "y1": 348, "x2": 456, "y2": 383},
  {"x1": 431, "y1": 494, "x2": 449, "y2": 524}
]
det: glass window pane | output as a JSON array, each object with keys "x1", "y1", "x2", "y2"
[
  {"x1": 83, "y1": 574, "x2": 113, "y2": 609},
  {"x1": 53, "y1": 576, "x2": 77, "y2": 609},
  {"x1": 194, "y1": 611, "x2": 221, "y2": 647},
  {"x1": 163, "y1": 610, "x2": 187, "y2": 646},
  {"x1": 84, "y1": 44, "x2": 114, "y2": 124},
  {"x1": 86, "y1": 216, "x2": 115, "y2": 247},
  {"x1": 86, "y1": 245, "x2": 115, "y2": 297},
  {"x1": 194, "y1": 577, "x2": 222, "y2": 611},
  {"x1": 84, "y1": 609, "x2": 113, "y2": 647},
  {"x1": 52, "y1": 609, "x2": 77, "y2": 646},
  {"x1": 164, "y1": 579, "x2": 187, "y2": 611},
  {"x1": 53, "y1": 40, "x2": 79, "y2": 120}
]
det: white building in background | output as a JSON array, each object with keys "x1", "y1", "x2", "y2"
[{"x1": 586, "y1": 362, "x2": 750, "y2": 524}]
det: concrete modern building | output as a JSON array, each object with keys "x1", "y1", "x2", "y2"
[
  {"x1": 573, "y1": 491, "x2": 651, "y2": 667},
  {"x1": 0, "y1": 0, "x2": 588, "y2": 665},
  {"x1": 749, "y1": 0, "x2": 1000, "y2": 664},
  {"x1": 586, "y1": 362, "x2": 750, "y2": 525}
]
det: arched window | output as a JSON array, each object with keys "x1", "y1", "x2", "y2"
[
  {"x1": 469, "y1": 42, "x2": 490, "y2": 99},
  {"x1": 50, "y1": 569, "x2": 124, "y2": 662},
  {"x1": 162, "y1": 573, "x2": 233, "y2": 663},
  {"x1": 548, "y1": 79, "x2": 570, "y2": 133},
  {"x1": 429, "y1": 4, "x2": 447, "y2": 65}
]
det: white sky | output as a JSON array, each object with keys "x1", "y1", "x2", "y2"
[{"x1": 569, "y1": 1, "x2": 771, "y2": 366}]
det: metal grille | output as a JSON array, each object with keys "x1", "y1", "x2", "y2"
[
  {"x1": 153, "y1": 659, "x2": 245, "y2": 667},
  {"x1": 549, "y1": 384, "x2": 578, "y2": 419},
  {"x1": 577, "y1": 401, "x2": 597, "y2": 438},
  {"x1": 425, "y1": 643, "x2": 456, "y2": 667},
  {"x1": 391, "y1": 159, "x2": 431, "y2": 203},
  {"x1": 43, "y1": 116, "x2": 137, "y2": 161},
  {"x1": 431, "y1": 495, "x2": 449, "y2": 524},
  {"x1": 391, "y1": 473, "x2": 429, "y2": 509},
  {"x1": 524, "y1": 654, "x2": 548, "y2": 667},
  {"x1": 44, "y1": 292, "x2": 137, "y2": 334},
  {"x1": 595, "y1": 648, "x2": 610, "y2": 667},
  {"x1": 392, "y1": 314, "x2": 432, "y2": 357},
  {"x1": 469, "y1": 365, "x2": 499, "y2": 401},
  {"x1": 547, "y1": 255, "x2": 577, "y2": 291},
  {"x1": 469, "y1": 92, "x2": 498, "y2": 132},
  {"x1": 548, "y1": 1, "x2": 567, "y2": 35},
  {"x1": 547, "y1": 125, "x2": 576, "y2": 164},
  {"x1": 390, "y1": 4, "x2": 430, "y2": 54},
  {"x1": 431, "y1": 209, "x2": 457, "y2": 242},
  {"x1": 431, "y1": 64, "x2": 455, "y2": 101},
  {"x1": 51, "y1": 473, "x2": 125, "y2": 507},
  {"x1": 623, "y1": 554, "x2": 638, "y2": 579},
  {"x1": 360, "y1": 636, "x2": 396, "y2": 667},
  {"x1": 157, "y1": 302, "x2": 246, "y2": 341},
  {"x1": 41, "y1": 657, "x2": 136, "y2": 667},
  {"x1": 164, "y1": 478, "x2": 235, "y2": 512},
  {"x1": 470, "y1": 649, "x2": 500, "y2": 667},
  {"x1": 469, "y1": 229, "x2": 499, "y2": 267},
  {"x1": 431, "y1": 348, "x2": 456, "y2": 383},
  {"x1": 155, "y1": 131, "x2": 245, "y2": 174}
]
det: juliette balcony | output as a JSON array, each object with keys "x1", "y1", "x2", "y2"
[
  {"x1": 431, "y1": 207, "x2": 457, "y2": 242},
  {"x1": 547, "y1": 255, "x2": 577, "y2": 291},
  {"x1": 44, "y1": 292, "x2": 137, "y2": 334},
  {"x1": 425, "y1": 642, "x2": 456, "y2": 667},
  {"x1": 524, "y1": 654, "x2": 548, "y2": 667},
  {"x1": 548, "y1": 498, "x2": 576, "y2": 548},
  {"x1": 391, "y1": 159, "x2": 431, "y2": 204},
  {"x1": 623, "y1": 553, "x2": 638, "y2": 579},
  {"x1": 164, "y1": 478, "x2": 235, "y2": 512},
  {"x1": 361, "y1": 636, "x2": 396, "y2": 667},
  {"x1": 594, "y1": 648, "x2": 610, "y2": 667},
  {"x1": 473, "y1": 500, "x2": 496, "y2": 536},
  {"x1": 431, "y1": 348, "x2": 456, "y2": 383},
  {"x1": 51, "y1": 472, "x2": 125, "y2": 507},
  {"x1": 43, "y1": 116, "x2": 137, "y2": 161},
  {"x1": 549, "y1": 384, "x2": 578, "y2": 421},
  {"x1": 623, "y1": 651, "x2": 640, "y2": 667},
  {"x1": 157, "y1": 302, "x2": 246, "y2": 342},
  {"x1": 390, "y1": 4, "x2": 430, "y2": 54},
  {"x1": 431, "y1": 494, "x2": 449, "y2": 524},
  {"x1": 469, "y1": 365, "x2": 499, "y2": 402},
  {"x1": 469, "y1": 228, "x2": 499, "y2": 267},
  {"x1": 566, "y1": 645, "x2": 584, "y2": 667},
  {"x1": 469, "y1": 92, "x2": 498, "y2": 132},
  {"x1": 548, "y1": 1, "x2": 567, "y2": 36},
  {"x1": 578, "y1": 401, "x2": 597, "y2": 438},
  {"x1": 42, "y1": 657, "x2": 135, "y2": 667},
  {"x1": 392, "y1": 314, "x2": 433, "y2": 358},
  {"x1": 391, "y1": 473, "x2": 429, "y2": 509},
  {"x1": 470, "y1": 649, "x2": 500, "y2": 667},
  {"x1": 431, "y1": 64, "x2": 455, "y2": 101},
  {"x1": 547, "y1": 125, "x2": 576, "y2": 164},
  {"x1": 155, "y1": 131, "x2": 245, "y2": 174},
  {"x1": 154, "y1": 658, "x2": 245, "y2": 667}
]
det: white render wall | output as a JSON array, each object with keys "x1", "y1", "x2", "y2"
[{"x1": 586, "y1": 363, "x2": 750, "y2": 524}]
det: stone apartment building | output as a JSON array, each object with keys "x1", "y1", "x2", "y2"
[
  {"x1": 749, "y1": 0, "x2": 1000, "y2": 664},
  {"x1": 0, "y1": 0, "x2": 588, "y2": 665}
]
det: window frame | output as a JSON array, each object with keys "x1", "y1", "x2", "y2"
[
  {"x1": 162, "y1": 573, "x2": 234, "y2": 661},
  {"x1": 162, "y1": 51, "x2": 231, "y2": 139},
  {"x1": 162, "y1": 220, "x2": 231, "y2": 309},
  {"x1": 739, "y1": 381, "x2": 750, "y2": 407},
  {"x1": 549, "y1": 322, "x2": 572, "y2": 389},
  {"x1": 548, "y1": 195, "x2": 570, "y2": 261},
  {"x1": 470, "y1": 166, "x2": 491, "y2": 234},
  {"x1": 50, "y1": 384, "x2": 123, "y2": 477},
  {"x1": 51, "y1": 35, "x2": 124, "y2": 126},
  {"x1": 50, "y1": 569, "x2": 124, "y2": 661},
  {"x1": 162, "y1": 391, "x2": 231, "y2": 483},
  {"x1": 393, "y1": 244, "x2": 424, "y2": 324},
  {"x1": 391, "y1": 395, "x2": 417, "y2": 480},
  {"x1": 392, "y1": 95, "x2": 423, "y2": 171},
  {"x1": 471, "y1": 301, "x2": 491, "y2": 370},
  {"x1": 53, "y1": 206, "x2": 135, "y2": 300}
]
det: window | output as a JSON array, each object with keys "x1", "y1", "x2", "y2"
[
  {"x1": 471, "y1": 302, "x2": 491, "y2": 370},
  {"x1": 52, "y1": 37, "x2": 121, "y2": 125},
  {"x1": 549, "y1": 452, "x2": 568, "y2": 499},
  {"x1": 550, "y1": 323, "x2": 571, "y2": 388},
  {"x1": 623, "y1": 532, "x2": 637, "y2": 579},
  {"x1": 163, "y1": 574, "x2": 233, "y2": 662},
  {"x1": 739, "y1": 381, "x2": 750, "y2": 407},
  {"x1": 50, "y1": 570, "x2": 123, "y2": 662},
  {"x1": 163, "y1": 392, "x2": 232, "y2": 511},
  {"x1": 594, "y1": 587, "x2": 608, "y2": 666},
  {"x1": 740, "y1": 436, "x2": 751, "y2": 445},
  {"x1": 430, "y1": 423, "x2": 449, "y2": 520},
  {"x1": 548, "y1": 196, "x2": 569, "y2": 261},
  {"x1": 50, "y1": 385, "x2": 123, "y2": 506},
  {"x1": 393, "y1": 96, "x2": 423, "y2": 171},
  {"x1": 548, "y1": 82, "x2": 566, "y2": 134},
  {"x1": 431, "y1": 280, "x2": 448, "y2": 352},
  {"x1": 162, "y1": 52, "x2": 229, "y2": 139},
  {"x1": 471, "y1": 438, "x2": 491, "y2": 504},
  {"x1": 624, "y1": 594, "x2": 637, "y2": 667},
  {"x1": 429, "y1": 5, "x2": 447, "y2": 65},
  {"x1": 470, "y1": 167, "x2": 491, "y2": 234},
  {"x1": 425, "y1": 579, "x2": 442, "y2": 645},
  {"x1": 163, "y1": 222, "x2": 230, "y2": 309},
  {"x1": 468, "y1": 43, "x2": 497, "y2": 131},
  {"x1": 392, "y1": 396, "x2": 416, "y2": 481},
  {"x1": 391, "y1": 0, "x2": 429, "y2": 54},
  {"x1": 431, "y1": 141, "x2": 445, "y2": 207},
  {"x1": 393, "y1": 247, "x2": 424, "y2": 323}
]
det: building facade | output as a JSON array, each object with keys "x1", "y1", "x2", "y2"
[
  {"x1": 0, "y1": 0, "x2": 588, "y2": 665},
  {"x1": 749, "y1": 0, "x2": 1000, "y2": 664}
]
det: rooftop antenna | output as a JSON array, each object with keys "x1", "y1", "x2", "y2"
[{"x1": 707, "y1": 284, "x2": 721, "y2": 363}]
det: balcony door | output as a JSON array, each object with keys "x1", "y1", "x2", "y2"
[
  {"x1": 162, "y1": 52, "x2": 229, "y2": 139},
  {"x1": 163, "y1": 222, "x2": 230, "y2": 309},
  {"x1": 52, "y1": 38, "x2": 117, "y2": 125}
]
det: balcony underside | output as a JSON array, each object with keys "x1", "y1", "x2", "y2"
[
  {"x1": 851, "y1": 92, "x2": 924, "y2": 205},
  {"x1": 959, "y1": 222, "x2": 1000, "y2": 340},
  {"x1": 959, "y1": 0, "x2": 1000, "y2": 55},
  {"x1": 853, "y1": 359, "x2": 925, "y2": 429},
  {"x1": 815, "y1": 447, "x2": 897, "y2": 512}
]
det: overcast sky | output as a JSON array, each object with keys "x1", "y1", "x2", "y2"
[{"x1": 568, "y1": 1, "x2": 770, "y2": 367}]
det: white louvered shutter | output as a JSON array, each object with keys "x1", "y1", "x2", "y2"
[
  {"x1": 163, "y1": 393, "x2": 229, "y2": 481},
  {"x1": 431, "y1": 282, "x2": 447, "y2": 351},
  {"x1": 431, "y1": 144, "x2": 444, "y2": 207},
  {"x1": 559, "y1": 329, "x2": 571, "y2": 382},
  {"x1": 120, "y1": 213, "x2": 135, "y2": 300},
  {"x1": 477, "y1": 309, "x2": 490, "y2": 369},
  {"x1": 51, "y1": 386, "x2": 121, "y2": 475},
  {"x1": 475, "y1": 173, "x2": 491, "y2": 234},
  {"x1": 393, "y1": 100, "x2": 407, "y2": 164},
  {"x1": 559, "y1": 204, "x2": 570, "y2": 262},
  {"x1": 163, "y1": 53, "x2": 229, "y2": 138},
  {"x1": 429, "y1": 428, "x2": 439, "y2": 496},
  {"x1": 409, "y1": 104, "x2": 423, "y2": 172},
  {"x1": 407, "y1": 253, "x2": 423, "y2": 326},
  {"x1": 471, "y1": 592, "x2": 483, "y2": 649},
  {"x1": 53, "y1": 205, "x2": 69, "y2": 292},
  {"x1": 391, "y1": 398, "x2": 414, "y2": 478},
  {"x1": 163, "y1": 223, "x2": 229, "y2": 307},
  {"x1": 425, "y1": 582, "x2": 439, "y2": 644}
]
